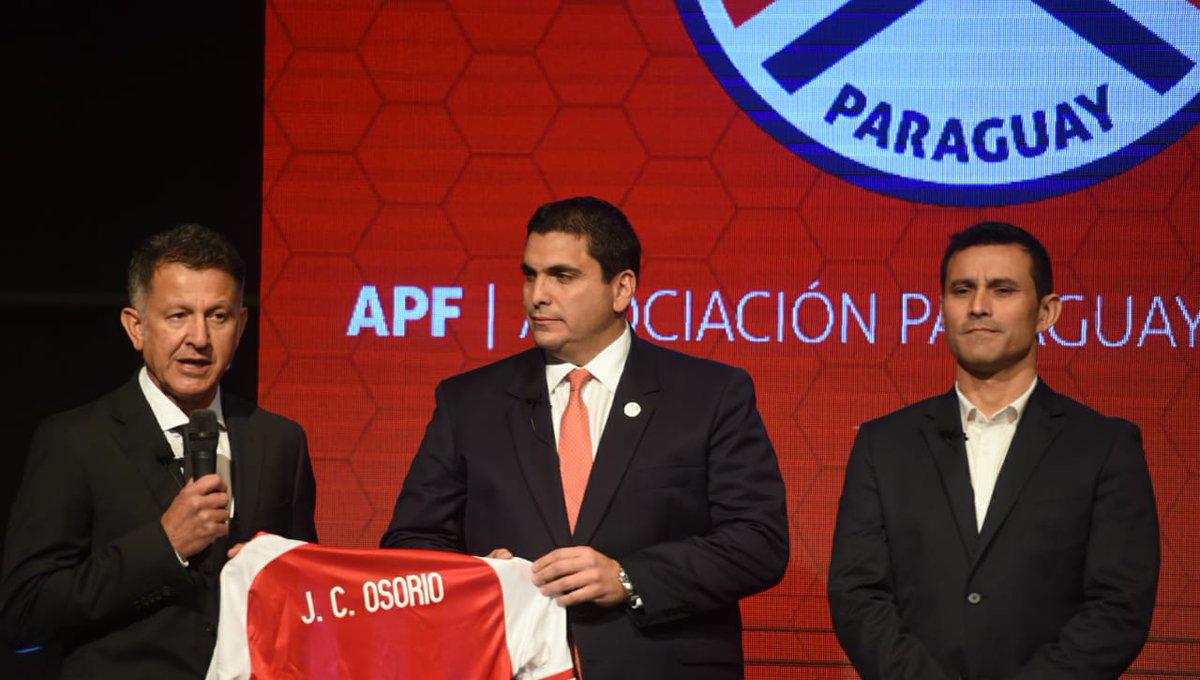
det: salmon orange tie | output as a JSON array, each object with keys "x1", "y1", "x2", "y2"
[{"x1": 559, "y1": 368, "x2": 593, "y2": 533}]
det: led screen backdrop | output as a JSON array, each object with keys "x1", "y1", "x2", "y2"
[{"x1": 259, "y1": 1, "x2": 1200, "y2": 675}]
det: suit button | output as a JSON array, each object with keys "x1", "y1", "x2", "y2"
[
  {"x1": 967, "y1": 592, "x2": 982, "y2": 605},
  {"x1": 204, "y1": 623, "x2": 217, "y2": 635}
]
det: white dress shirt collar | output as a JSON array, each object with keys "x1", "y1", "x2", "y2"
[
  {"x1": 138, "y1": 366, "x2": 226, "y2": 433},
  {"x1": 545, "y1": 324, "x2": 632, "y2": 394},
  {"x1": 955, "y1": 377, "x2": 1038, "y2": 427}
]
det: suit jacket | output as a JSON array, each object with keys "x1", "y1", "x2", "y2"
[
  {"x1": 1, "y1": 375, "x2": 318, "y2": 679},
  {"x1": 381, "y1": 334, "x2": 789, "y2": 679},
  {"x1": 828, "y1": 381, "x2": 1159, "y2": 680}
]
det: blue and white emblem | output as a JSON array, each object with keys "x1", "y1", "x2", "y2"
[{"x1": 678, "y1": 0, "x2": 1200, "y2": 205}]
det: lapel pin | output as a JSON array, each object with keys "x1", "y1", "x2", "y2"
[{"x1": 624, "y1": 401, "x2": 641, "y2": 418}]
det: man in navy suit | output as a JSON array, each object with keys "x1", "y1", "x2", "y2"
[
  {"x1": 382, "y1": 196, "x2": 789, "y2": 679},
  {"x1": 829, "y1": 222, "x2": 1158, "y2": 679}
]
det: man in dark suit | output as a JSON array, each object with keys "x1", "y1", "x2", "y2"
[
  {"x1": 828, "y1": 222, "x2": 1159, "y2": 679},
  {"x1": 382, "y1": 196, "x2": 789, "y2": 679},
  {"x1": 1, "y1": 224, "x2": 318, "y2": 678}
]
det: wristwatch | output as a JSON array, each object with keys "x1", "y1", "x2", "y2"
[{"x1": 617, "y1": 566, "x2": 644, "y2": 610}]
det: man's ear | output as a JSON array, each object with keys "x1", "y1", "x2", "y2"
[
  {"x1": 1036, "y1": 293, "x2": 1062, "y2": 334},
  {"x1": 611, "y1": 269, "x2": 637, "y2": 314},
  {"x1": 235, "y1": 306, "x2": 249, "y2": 346},
  {"x1": 120, "y1": 306, "x2": 145, "y2": 351}
]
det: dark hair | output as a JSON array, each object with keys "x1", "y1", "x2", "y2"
[
  {"x1": 526, "y1": 196, "x2": 641, "y2": 281},
  {"x1": 128, "y1": 223, "x2": 246, "y2": 307},
  {"x1": 941, "y1": 221, "x2": 1053, "y2": 299}
]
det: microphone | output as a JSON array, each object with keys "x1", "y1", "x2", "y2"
[
  {"x1": 184, "y1": 409, "x2": 220, "y2": 480},
  {"x1": 522, "y1": 382, "x2": 544, "y2": 434},
  {"x1": 523, "y1": 382, "x2": 543, "y2": 407},
  {"x1": 939, "y1": 428, "x2": 967, "y2": 444}
]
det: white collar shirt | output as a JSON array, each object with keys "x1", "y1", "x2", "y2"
[
  {"x1": 138, "y1": 366, "x2": 234, "y2": 515},
  {"x1": 545, "y1": 325, "x2": 632, "y2": 459},
  {"x1": 955, "y1": 377, "x2": 1038, "y2": 532}
]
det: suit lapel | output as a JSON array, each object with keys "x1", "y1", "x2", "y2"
[
  {"x1": 920, "y1": 390, "x2": 978, "y2": 561},
  {"x1": 572, "y1": 336, "x2": 660, "y2": 545},
  {"x1": 506, "y1": 351, "x2": 572, "y2": 547},
  {"x1": 972, "y1": 381, "x2": 1065, "y2": 570},
  {"x1": 110, "y1": 376, "x2": 183, "y2": 512},
  {"x1": 224, "y1": 392, "x2": 262, "y2": 540}
]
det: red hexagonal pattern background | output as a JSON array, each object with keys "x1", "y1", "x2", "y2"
[{"x1": 260, "y1": 1, "x2": 1200, "y2": 674}]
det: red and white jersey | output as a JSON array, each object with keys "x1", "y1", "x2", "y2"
[{"x1": 206, "y1": 534, "x2": 575, "y2": 680}]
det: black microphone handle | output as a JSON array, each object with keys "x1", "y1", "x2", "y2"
[
  {"x1": 185, "y1": 409, "x2": 220, "y2": 480},
  {"x1": 192, "y1": 447, "x2": 217, "y2": 479}
]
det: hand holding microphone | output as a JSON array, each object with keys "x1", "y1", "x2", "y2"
[{"x1": 161, "y1": 410, "x2": 228, "y2": 559}]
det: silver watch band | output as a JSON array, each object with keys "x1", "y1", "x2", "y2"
[{"x1": 617, "y1": 567, "x2": 644, "y2": 610}]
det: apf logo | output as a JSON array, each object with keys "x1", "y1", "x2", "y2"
[{"x1": 678, "y1": 0, "x2": 1200, "y2": 206}]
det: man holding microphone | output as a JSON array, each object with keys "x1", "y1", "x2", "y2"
[{"x1": 1, "y1": 224, "x2": 317, "y2": 679}]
